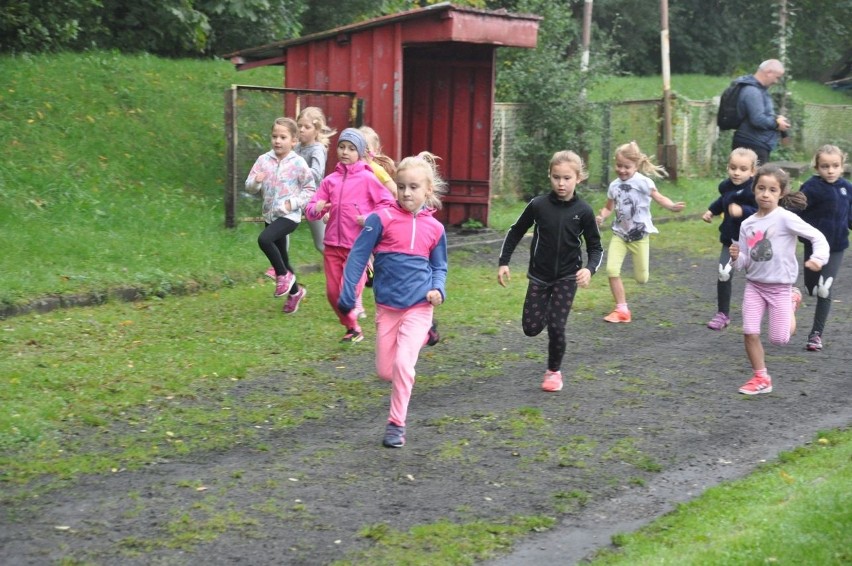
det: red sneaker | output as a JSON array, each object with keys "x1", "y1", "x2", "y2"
[
  {"x1": 603, "y1": 308, "x2": 631, "y2": 323},
  {"x1": 738, "y1": 374, "x2": 773, "y2": 395}
]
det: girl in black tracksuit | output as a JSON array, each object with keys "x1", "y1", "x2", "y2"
[{"x1": 498, "y1": 151, "x2": 604, "y2": 393}]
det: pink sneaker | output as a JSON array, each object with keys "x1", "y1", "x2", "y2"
[
  {"x1": 706, "y1": 312, "x2": 730, "y2": 330},
  {"x1": 603, "y1": 308, "x2": 631, "y2": 323},
  {"x1": 738, "y1": 374, "x2": 773, "y2": 395},
  {"x1": 274, "y1": 272, "x2": 295, "y2": 297},
  {"x1": 792, "y1": 286, "x2": 802, "y2": 310},
  {"x1": 264, "y1": 266, "x2": 276, "y2": 280},
  {"x1": 283, "y1": 286, "x2": 306, "y2": 314},
  {"x1": 541, "y1": 370, "x2": 563, "y2": 392},
  {"x1": 791, "y1": 286, "x2": 802, "y2": 335}
]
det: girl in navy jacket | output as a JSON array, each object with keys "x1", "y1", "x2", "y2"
[
  {"x1": 702, "y1": 147, "x2": 759, "y2": 330},
  {"x1": 797, "y1": 144, "x2": 852, "y2": 351}
]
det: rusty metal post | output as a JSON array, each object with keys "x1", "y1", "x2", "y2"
[
  {"x1": 658, "y1": 0, "x2": 677, "y2": 179},
  {"x1": 224, "y1": 86, "x2": 238, "y2": 228}
]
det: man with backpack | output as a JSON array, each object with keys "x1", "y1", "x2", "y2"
[{"x1": 721, "y1": 59, "x2": 791, "y2": 165}]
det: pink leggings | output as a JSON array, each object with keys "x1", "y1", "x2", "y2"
[
  {"x1": 375, "y1": 303, "x2": 434, "y2": 427},
  {"x1": 323, "y1": 245, "x2": 365, "y2": 330},
  {"x1": 741, "y1": 280, "x2": 793, "y2": 345}
]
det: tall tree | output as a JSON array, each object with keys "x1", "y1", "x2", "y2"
[
  {"x1": 492, "y1": 0, "x2": 619, "y2": 197},
  {"x1": 0, "y1": 0, "x2": 101, "y2": 53},
  {"x1": 202, "y1": 0, "x2": 305, "y2": 56}
]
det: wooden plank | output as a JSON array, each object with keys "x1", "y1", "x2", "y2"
[
  {"x1": 767, "y1": 160, "x2": 809, "y2": 178},
  {"x1": 442, "y1": 195, "x2": 489, "y2": 204}
]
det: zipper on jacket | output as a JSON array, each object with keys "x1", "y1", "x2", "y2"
[
  {"x1": 554, "y1": 203, "x2": 564, "y2": 276},
  {"x1": 336, "y1": 167, "x2": 348, "y2": 243}
]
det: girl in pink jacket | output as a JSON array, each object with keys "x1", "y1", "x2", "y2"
[{"x1": 305, "y1": 128, "x2": 394, "y2": 342}]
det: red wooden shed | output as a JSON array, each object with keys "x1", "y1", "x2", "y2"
[{"x1": 225, "y1": 3, "x2": 539, "y2": 226}]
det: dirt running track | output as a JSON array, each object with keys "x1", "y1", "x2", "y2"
[{"x1": 2, "y1": 235, "x2": 851, "y2": 565}]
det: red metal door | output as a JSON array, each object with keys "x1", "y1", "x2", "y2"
[{"x1": 402, "y1": 44, "x2": 496, "y2": 226}]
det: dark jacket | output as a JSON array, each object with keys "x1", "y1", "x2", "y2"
[
  {"x1": 798, "y1": 175, "x2": 852, "y2": 252},
  {"x1": 732, "y1": 75, "x2": 780, "y2": 153},
  {"x1": 707, "y1": 178, "x2": 757, "y2": 245},
  {"x1": 499, "y1": 191, "x2": 603, "y2": 283}
]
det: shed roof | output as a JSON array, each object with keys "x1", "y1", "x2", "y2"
[{"x1": 225, "y1": 2, "x2": 541, "y2": 71}]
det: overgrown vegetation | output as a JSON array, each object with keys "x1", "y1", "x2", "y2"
[{"x1": 5, "y1": 2, "x2": 849, "y2": 83}]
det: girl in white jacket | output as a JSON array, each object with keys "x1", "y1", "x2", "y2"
[{"x1": 729, "y1": 164, "x2": 829, "y2": 395}]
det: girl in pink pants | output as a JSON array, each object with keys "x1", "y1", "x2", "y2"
[
  {"x1": 305, "y1": 128, "x2": 394, "y2": 343},
  {"x1": 730, "y1": 164, "x2": 828, "y2": 395},
  {"x1": 338, "y1": 152, "x2": 448, "y2": 448}
]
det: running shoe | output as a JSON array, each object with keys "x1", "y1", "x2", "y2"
[
  {"x1": 790, "y1": 286, "x2": 802, "y2": 336},
  {"x1": 541, "y1": 370, "x2": 563, "y2": 392},
  {"x1": 264, "y1": 266, "x2": 276, "y2": 280},
  {"x1": 282, "y1": 286, "x2": 306, "y2": 314},
  {"x1": 382, "y1": 423, "x2": 406, "y2": 448},
  {"x1": 426, "y1": 322, "x2": 440, "y2": 346},
  {"x1": 341, "y1": 328, "x2": 364, "y2": 343},
  {"x1": 274, "y1": 272, "x2": 295, "y2": 297},
  {"x1": 706, "y1": 312, "x2": 730, "y2": 330},
  {"x1": 792, "y1": 286, "x2": 802, "y2": 310},
  {"x1": 738, "y1": 374, "x2": 773, "y2": 395},
  {"x1": 806, "y1": 331, "x2": 823, "y2": 351},
  {"x1": 603, "y1": 308, "x2": 631, "y2": 323}
]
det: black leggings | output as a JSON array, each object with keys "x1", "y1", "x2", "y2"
[
  {"x1": 521, "y1": 278, "x2": 578, "y2": 372},
  {"x1": 716, "y1": 245, "x2": 733, "y2": 315},
  {"x1": 803, "y1": 246, "x2": 844, "y2": 336},
  {"x1": 258, "y1": 217, "x2": 299, "y2": 286}
]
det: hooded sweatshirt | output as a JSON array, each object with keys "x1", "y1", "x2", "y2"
[
  {"x1": 798, "y1": 174, "x2": 852, "y2": 252},
  {"x1": 305, "y1": 160, "x2": 394, "y2": 249},
  {"x1": 339, "y1": 202, "x2": 447, "y2": 311}
]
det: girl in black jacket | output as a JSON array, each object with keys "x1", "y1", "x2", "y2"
[{"x1": 498, "y1": 151, "x2": 604, "y2": 392}]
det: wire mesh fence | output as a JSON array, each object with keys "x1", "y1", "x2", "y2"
[
  {"x1": 801, "y1": 102, "x2": 852, "y2": 156},
  {"x1": 224, "y1": 86, "x2": 358, "y2": 227},
  {"x1": 492, "y1": 97, "x2": 852, "y2": 194}
]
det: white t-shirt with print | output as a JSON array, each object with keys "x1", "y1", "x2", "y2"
[{"x1": 606, "y1": 172, "x2": 658, "y2": 241}]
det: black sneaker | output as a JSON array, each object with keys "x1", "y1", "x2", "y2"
[
  {"x1": 806, "y1": 331, "x2": 823, "y2": 351},
  {"x1": 341, "y1": 328, "x2": 364, "y2": 343},
  {"x1": 383, "y1": 423, "x2": 405, "y2": 448},
  {"x1": 426, "y1": 322, "x2": 440, "y2": 347}
]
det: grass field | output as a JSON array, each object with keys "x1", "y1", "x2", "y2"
[
  {"x1": 0, "y1": 51, "x2": 849, "y2": 565},
  {"x1": 591, "y1": 73, "x2": 852, "y2": 104}
]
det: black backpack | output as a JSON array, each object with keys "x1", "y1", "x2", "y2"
[{"x1": 717, "y1": 80, "x2": 746, "y2": 130}]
